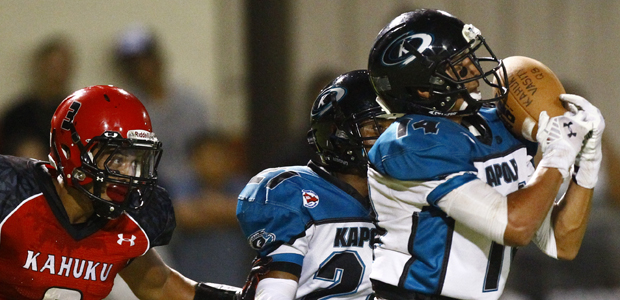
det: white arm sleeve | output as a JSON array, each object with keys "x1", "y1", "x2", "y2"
[
  {"x1": 256, "y1": 277, "x2": 298, "y2": 300},
  {"x1": 436, "y1": 179, "x2": 508, "y2": 244},
  {"x1": 531, "y1": 207, "x2": 558, "y2": 258}
]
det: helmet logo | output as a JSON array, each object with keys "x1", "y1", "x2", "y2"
[
  {"x1": 60, "y1": 101, "x2": 82, "y2": 131},
  {"x1": 312, "y1": 87, "x2": 346, "y2": 117},
  {"x1": 381, "y1": 32, "x2": 433, "y2": 66},
  {"x1": 248, "y1": 229, "x2": 276, "y2": 250},
  {"x1": 302, "y1": 189, "x2": 320, "y2": 208},
  {"x1": 128, "y1": 130, "x2": 157, "y2": 142}
]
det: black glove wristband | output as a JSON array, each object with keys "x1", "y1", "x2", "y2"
[{"x1": 194, "y1": 282, "x2": 242, "y2": 300}]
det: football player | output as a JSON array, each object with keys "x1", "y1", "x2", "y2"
[
  {"x1": 0, "y1": 85, "x2": 239, "y2": 299},
  {"x1": 365, "y1": 9, "x2": 604, "y2": 300},
  {"x1": 236, "y1": 70, "x2": 395, "y2": 300}
]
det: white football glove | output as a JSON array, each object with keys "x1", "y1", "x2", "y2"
[
  {"x1": 560, "y1": 94, "x2": 605, "y2": 189},
  {"x1": 536, "y1": 95, "x2": 594, "y2": 179}
]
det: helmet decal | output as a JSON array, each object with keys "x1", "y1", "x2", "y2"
[
  {"x1": 60, "y1": 101, "x2": 81, "y2": 131},
  {"x1": 103, "y1": 131, "x2": 121, "y2": 138},
  {"x1": 381, "y1": 31, "x2": 433, "y2": 67},
  {"x1": 312, "y1": 87, "x2": 347, "y2": 117}
]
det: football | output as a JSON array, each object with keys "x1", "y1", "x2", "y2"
[{"x1": 495, "y1": 56, "x2": 566, "y2": 142}]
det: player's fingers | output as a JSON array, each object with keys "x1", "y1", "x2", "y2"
[
  {"x1": 559, "y1": 93, "x2": 587, "y2": 106},
  {"x1": 536, "y1": 111, "x2": 550, "y2": 144},
  {"x1": 559, "y1": 94, "x2": 604, "y2": 132},
  {"x1": 559, "y1": 94, "x2": 598, "y2": 115},
  {"x1": 538, "y1": 111, "x2": 550, "y2": 127},
  {"x1": 565, "y1": 102, "x2": 579, "y2": 114}
]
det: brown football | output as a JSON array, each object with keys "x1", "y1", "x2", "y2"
[{"x1": 495, "y1": 56, "x2": 566, "y2": 142}]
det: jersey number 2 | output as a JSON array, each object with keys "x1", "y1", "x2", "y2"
[{"x1": 304, "y1": 251, "x2": 365, "y2": 300}]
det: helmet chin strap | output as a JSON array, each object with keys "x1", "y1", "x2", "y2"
[
  {"x1": 91, "y1": 200, "x2": 122, "y2": 219},
  {"x1": 458, "y1": 101, "x2": 469, "y2": 111},
  {"x1": 457, "y1": 92, "x2": 482, "y2": 111}
]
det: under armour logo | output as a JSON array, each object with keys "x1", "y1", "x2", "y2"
[
  {"x1": 103, "y1": 131, "x2": 120, "y2": 138},
  {"x1": 117, "y1": 234, "x2": 136, "y2": 246},
  {"x1": 564, "y1": 121, "x2": 576, "y2": 137},
  {"x1": 96, "y1": 176, "x2": 104, "y2": 182}
]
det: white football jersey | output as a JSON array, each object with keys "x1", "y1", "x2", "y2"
[
  {"x1": 237, "y1": 163, "x2": 375, "y2": 300},
  {"x1": 368, "y1": 108, "x2": 537, "y2": 300}
]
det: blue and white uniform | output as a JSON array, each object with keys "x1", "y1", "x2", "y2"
[
  {"x1": 368, "y1": 108, "x2": 539, "y2": 300},
  {"x1": 237, "y1": 162, "x2": 376, "y2": 300}
]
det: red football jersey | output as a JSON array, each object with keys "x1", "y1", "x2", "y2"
[{"x1": 0, "y1": 156, "x2": 175, "y2": 300}]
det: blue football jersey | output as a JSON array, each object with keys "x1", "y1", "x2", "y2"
[
  {"x1": 237, "y1": 163, "x2": 375, "y2": 300},
  {"x1": 367, "y1": 108, "x2": 538, "y2": 300}
]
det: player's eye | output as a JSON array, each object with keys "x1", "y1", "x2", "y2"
[
  {"x1": 107, "y1": 155, "x2": 127, "y2": 169},
  {"x1": 459, "y1": 66, "x2": 468, "y2": 77}
]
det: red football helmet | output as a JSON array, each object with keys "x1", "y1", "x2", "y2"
[{"x1": 49, "y1": 85, "x2": 162, "y2": 219}]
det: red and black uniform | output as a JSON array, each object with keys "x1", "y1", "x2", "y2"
[{"x1": 0, "y1": 155, "x2": 175, "y2": 300}]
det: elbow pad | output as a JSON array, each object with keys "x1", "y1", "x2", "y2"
[{"x1": 437, "y1": 179, "x2": 508, "y2": 244}]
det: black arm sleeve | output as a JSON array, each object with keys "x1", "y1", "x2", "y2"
[{"x1": 194, "y1": 282, "x2": 241, "y2": 300}]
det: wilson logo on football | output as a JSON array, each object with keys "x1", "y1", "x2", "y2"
[{"x1": 302, "y1": 190, "x2": 319, "y2": 208}]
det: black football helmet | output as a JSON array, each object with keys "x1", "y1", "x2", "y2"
[
  {"x1": 368, "y1": 9, "x2": 508, "y2": 116},
  {"x1": 307, "y1": 70, "x2": 389, "y2": 176}
]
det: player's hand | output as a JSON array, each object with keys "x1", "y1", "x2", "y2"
[
  {"x1": 237, "y1": 256, "x2": 273, "y2": 300},
  {"x1": 560, "y1": 94, "x2": 605, "y2": 188},
  {"x1": 536, "y1": 95, "x2": 593, "y2": 178}
]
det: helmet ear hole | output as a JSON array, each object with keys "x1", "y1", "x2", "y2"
[
  {"x1": 61, "y1": 144, "x2": 71, "y2": 160},
  {"x1": 307, "y1": 129, "x2": 317, "y2": 148}
]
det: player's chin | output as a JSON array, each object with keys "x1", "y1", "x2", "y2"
[
  {"x1": 363, "y1": 140, "x2": 377, "y2": 151},
  {"x1": 464, "y1": 79, "x2": 480, "y2": 91}
]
